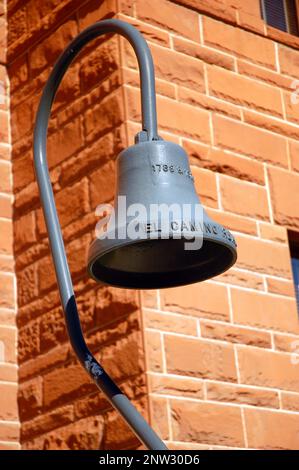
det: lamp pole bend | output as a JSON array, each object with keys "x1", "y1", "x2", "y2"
[{"x1": 33, "y1": 19, "x2": 166, "y2": 451}]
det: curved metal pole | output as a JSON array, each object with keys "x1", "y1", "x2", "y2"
[{"x1": 33, "y1": 19, "x2": 166, "y2": 450}]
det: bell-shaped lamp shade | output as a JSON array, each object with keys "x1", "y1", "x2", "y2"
[{"x1": 87, "y1": 140, "x2": 237, "y2": 289}]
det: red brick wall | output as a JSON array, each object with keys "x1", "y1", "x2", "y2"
[
  {"x1": 130, "y1": 0, "x2": 299, "y2": 449},
  {"x1": 1, "y1": 0, "x2": 299, "y2": 450},
  {"x1": 8, "y1": 0, "x2": 147, "y2": 450},
  {"x1": 0, "y1": 0, "x2": 19, "y2": 450}
]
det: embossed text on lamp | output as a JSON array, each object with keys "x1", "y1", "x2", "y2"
[{"x1": 33, "y1": 19, "x2": 237, "y2": 450}]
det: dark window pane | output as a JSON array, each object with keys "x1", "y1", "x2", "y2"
[
  {"x1": 286, "y1": 0, "x2": 299, "y2": 35},
  {"x1": 289, "y1": 230, "x2": 299, "y2": 315},
  {"x1": 260, "y1": 0, "x2": 299, "y2": 35},
  {"x1": 261, "y1": 0, "x2": 287, "y2": 32},
  {"x1": 291, "y1": 258, "x2": 299, "y2": 313}
]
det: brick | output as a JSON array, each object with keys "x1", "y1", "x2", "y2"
[
  {"x1": 18, "y1": 377, "x2": 43, "y2": 420},
  {"x1": 0, "y1": 254, "x2": 14, "y2": 274},
  {"x1": 208, "y1": 66, "x2": 282, "y2": 117},
  {"x1": 244, "y1": 407, "x2": 299, "y2": 449},
  {"x1": 144, "y1": 330, "x2": 163, "y2": 373},
  {"x1": 178, "y1": 87, "x2": 241, "y2": 120},
  {"x1": 238, "y1": 346, "x2": 299, "y2": 391},
  {"x1": 165, "y1": 335, "x2": 237, "y2": 381},
  {"x1": 148, "y1": 374, "x2": 204, "y2": 399},
  {"x1": 18, "y1": 321, "x2": 40, "y2": 364},
  {"x1": 0, "y1": 255, "x2": 14, "y2": 274},
  {"x1": 238, "y1": 59, "x2": 293, "y2": 90},
  {"x1": 0, "y1": 110, "x2": 8, "y2": 143},
  {"x1": 150, "y1": 45, "x2": 205, "y2": 91},
  {"x1": 161, "y1": 282, "x2": 230, "y2": 321},
  {"x1": 289, "y1": 140, "x2": 299, "y2": 172},
  {"x1": 54, "y1": 64, "x2": 80, "y2": 112},
  {"x1": 0, "y1": 16, "x2": 6, "y2": 63},
  {"x1": 18, "y1": 264, "x2": 37, "y2": 306},
  {"x1": 125, "y1": 87, "x2": 211, "y2": 141},
  {"x1": 267, "y1": 278, "x2": 295, "y2": 297},
  {"x1": 43, "y1": 362, "x2": 93, "y2": 408},
  {"x1": 236, "y1": 235, "x2": 292, "y2": 278},
  {"x1": 84, "y1": 90, "x2": 125, "y2": 143},
  {"x1": 104, "y1": 408, "x2": 139, "y2": 450},
  {"x1": 56, "y1": 178, "x2": 89, "y2": 228},
  {"x1": 119, "y1": 16, "x2": 170, "y2": 47},
  {"x1": 0, "y1": 219, "x2": 12, "y2": 254},
  {"x1": 0, "y1": 422, "x2": 19, "y2": 442},
  {"x1": 0, "y1": 326, "x2": 16, "y2": 363},
  {"x1": 59, "y1": 129, "x2": 118, "y2": 187},
  {"x1": 0, "y1": 443, "x2": 20, "y2": 450},
  {"x1": 220, "y1": 175, "x2": 269, "y2": 220},
  {"x1": 66, "y1": 233, "x2": 91, "y2": 280},
  {"x1": 0, "y1": 273, "x2": 14, "y2": 309},
  {"x1": 192, "y1": 166, "x2": 218, "y2": 208},
  {"x1": 173, "y1": 36, "x2": 234, "y2": 71},
  {"x1": 229, "y1": 0, "x2": 261, "y2": 16},
  {"x1": 8, "y1": 54, "x2": 28, "y2": 92},
  {"x1": 8, "y1": 5, "x2": 26, "y2": 44},
  {"x1": 0, "y1": 383, "x2": 18, "y2": 421},
  {"x1": 29, "y1": 20, "x2": 77, "y2": 76},
  {"x1": 136, "y1": 0, "x2": 200, "y2": 41},
  {"x1": 94, "y1": 286, "x2": 139, "y2": 328},
  {"x1": 0, "y1": 363, "x2": 18, "y2": 382},
  {"x1": 80, "y1": 38, "x2": 119, "y2": 94},
  {"x1": 184, "y1": 140, "x2": 265, "y2": 185},
  {"x1": 232, "y1": 288, "x2": 299, "y2": 333},
  {"x1": 13, "y1": 152, "x2": 35, "y2": 192},
  {"x1": 244, "y1": 109, "x2": 299, "y2": 143},
  {"x1": 11, "y1": 95, "x2": 39, "y2": 142},
  {"x1": 144, "y1": 310, "x2": 197, "y2": 336},
  {"x1": 0, "y1": 160, "x2": 11, "y2": 193},
  {"x1": 274, "y1": 333, "x2": 299, "y2": 353},
  {"x1": 102, "y1": 331, "x2": 145, "y2": 382},
  {"x1": 279, "y1": 45, "x2": 299, "y2": 78},
  {"x1": 281, "y1": 392, "x2": 299, "y2": 412},
  {"x1": 14, "y1": 211, "x2": 36, "y2": 252},
  {"x1": 206, "y1": 382, "x2": 279, "y2": 408},
  {"x1": 268, "y1": 167, "x2": 299, "y2": 229},
  {"x1": 24, "y1": 416, "x2": 104, "y2": 450},
  {"x1": 213, "y1": 115, "x2": 288, "y2": 167},
  {"x1": 21, "y1": 405, "x2": 74, "y2": 441},
  {"x1": 150, "y1": 396, "x2": 169, "y2": 440},
  {"x1": 284, "y1": 91, "x2": 299, "y2": 125},
  {"x1": 74, "y1": 391, "x2": 109, "y2": 420},
  {"x1": 19, "y1": 344, "x2": 70, "y2": 382},
  {"x1": 176, "y1": 0, "x2": 237, "y2": 22},
  {"x1": 0, "y1": 143, "x2": 10, "y2": 161},
  {"x1": 237, "y1": 10, "x2": 266, "y2": 34},
  {"x1": 259, "y1": 223, "x2": 287, "y2": 243},
  {"x1": 48, "y1": 117, "x2": 83, "y2": 168},
  {"x1": 203, "y1": 16, "x2": 276, "y2": 68},
  {"x1": 89, "y1": 160, "x2": 115, "y2": 209},
  {"x1": 78, "y1": 0, "x2": 117, "y2": 30},
  {"x1": 123, "y1": 67, "x2": 176, "y2": 99},
  {"x1": 40, "y1": 307, "x2": 67, "y2": 353},
  {"x1": 171, "y1": 399, "x2": 244, "y2": 447},
  {"x1": 206, "y1": 209, "x2": 257, "y2": 236},
  {"x1": 141, "y1": 290, "x2": 158, "y2": 309},
  {"x1": 201, "y1": 320, "x2": 271, "y2": 348}
]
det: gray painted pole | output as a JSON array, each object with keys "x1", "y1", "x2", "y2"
[{"x1": 33, "y1": 19, "x2": 167, "y2": 451}]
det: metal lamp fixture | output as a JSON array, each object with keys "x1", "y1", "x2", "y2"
[{"x1": 33, "y1": 19, "x2": 237, "y2": 450}]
